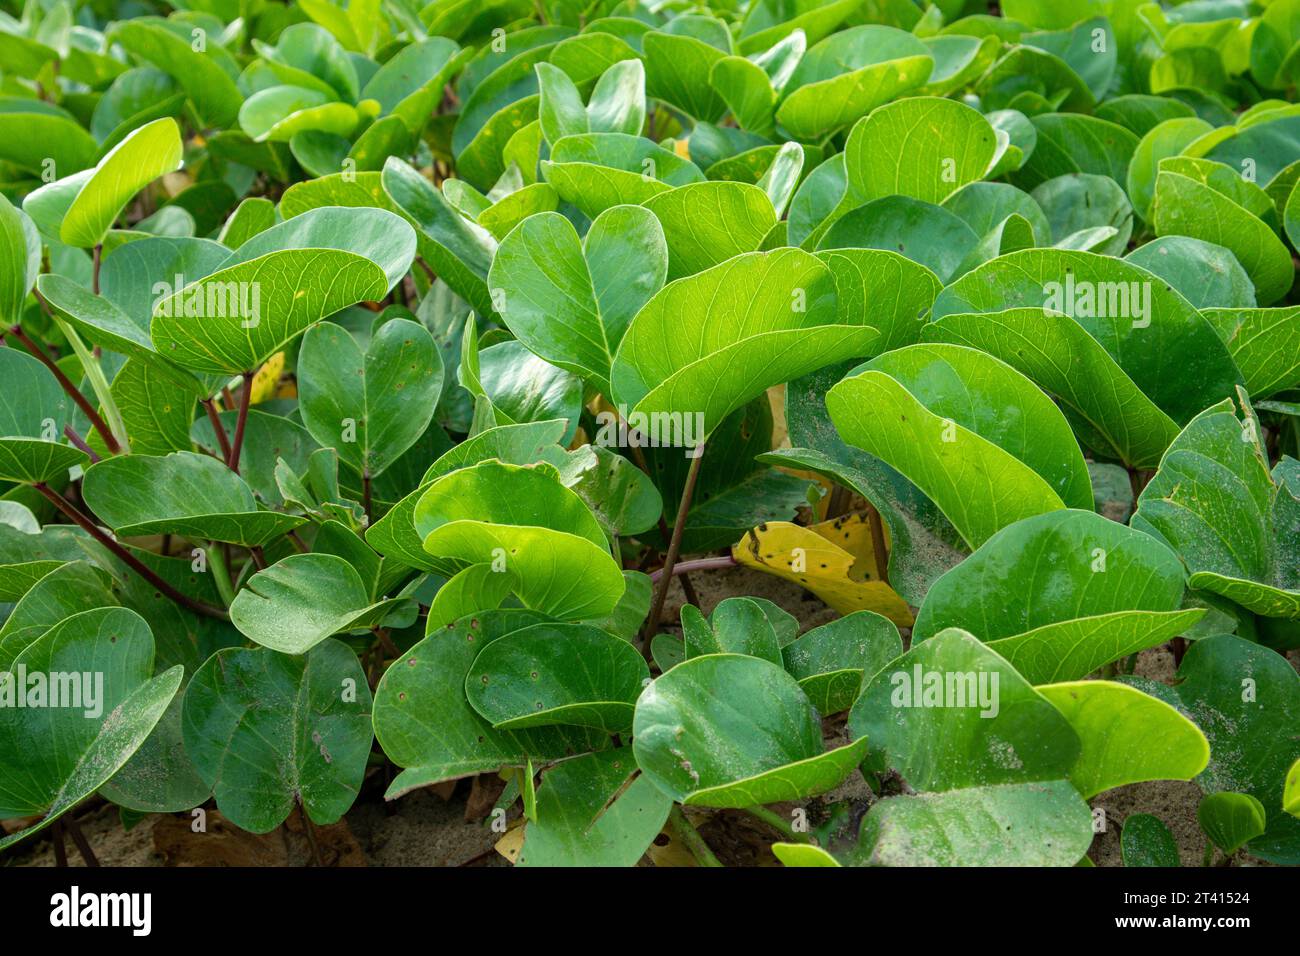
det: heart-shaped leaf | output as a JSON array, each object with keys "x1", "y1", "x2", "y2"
[
  {"x1": 488, "y1": 205, "x2": 666, "y2": 395},
  {"x1": 914, "y1": 510, "x2": 1201, "y2": 683},
  {"x1": 230, "y1": 553, "x2": 407, "y2": 655},
  {"x1": 465, "y1": 621, "x2": 649, "y2": 732},
  {"x1": 182, "y1": 639, "x2": 372, "y2": 832},
  {"x1": 82, "y1": 451, "x2": 305, "y2": 547},
  {"x1": 298, "y1": 317, "x2": 443, "y2": 479},
  {"x1": 782, "y1": 610, "x2": 903, "y2": 715},
  {"x1": 633, "y1": 653, "x2": 869, "y2": 807},
  {"x1": 414, "y1": 460, "x2": 625, "y2": 620},
  {"x1": 612, "y1": 247, "x2": 875, "y2": 442},
  {"x1": 0, "y1": 607, "x2": 182, "y2": 851},
  {"x1": 828, "y1": 343, "x2": 1092, "y2": 549},
  {"x1": 372, "y1": 610, "x2": 607, "y2": 796}
]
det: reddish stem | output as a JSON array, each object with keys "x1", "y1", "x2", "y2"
[
  {"x1": 32, "y1": 482, "x2": 229, "y2": 621},
  {"x1": 5, "y1": 325, "x2": 121, "y2": 454},
  {"x1": 228, "y1": 371, "x2": 253, "y2": 473}
]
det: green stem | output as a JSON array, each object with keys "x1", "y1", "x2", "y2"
[
  {"x1": 51, "y1": 316, "x2": 129, "y2": 452},
  {"x1": 1203, "y1": 841, "x2": 1216, "y2": 867},
  {"x1": 745, "y1": 805, "x2": 808, "y2": 843},
  {"x1": 667, "y1": 806, "x2": 722, "y2": 867},
  {"x1": 207, "y1": 540, "x2": 237, "y2": 608}
]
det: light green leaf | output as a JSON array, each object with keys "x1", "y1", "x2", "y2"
[
  {"x1": 612, "y1": 248, "x2": 874, "y2": 441},
  {"x1": 61, "y1": 118, "x2": 183, "y2": 249},
  {"x1": 1038, "y1": 680, "x2": 1209, "y2": 799},
  {"x1": 488, "y1": 205, "x2": 666, "y2": 395}
]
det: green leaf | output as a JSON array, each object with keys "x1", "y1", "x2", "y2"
[
  {"x1": 0, "y1": 195, "x2": 40, "y2": 324},
  {"x1": 1203, "y1": 306, "x2": 1300, "y2": 398},
  {"x1": 633, "y1": 653, "x2": 869, "y2": 807},
  {"x1": 1134, "y1": 395, "x2": 1299, "y2": 619},
  {"x1": 816, "y1": 247, "x2": 941, "y2": 353},
  {"x1": 517, "y1": 749, "x2": 672, "y2": 867},
  {"x1": 368, "y1": 420, "x2": 568, "y2": 570},
  {"x1": 1121, "y1": 814, "x2": 1181, "y2": 867},
  {"x1": 151, "y1": 206, "x2": 416, "y2": 374},
  {"x1": 382, "y1": 156, "x2": 498, "y2": 319},
  {"x1": 681, "y1": 599, "x2": 782, "y2": 666},
  {"x1": 230, "y1": 553, "x2": 405, "y2": 655},
  {"x1": 60, "y1": 118, "x2": 183, "y2": 249},
  {"x1": 488, "y1": 205, "x2": 666, "y2": 395},
  {"x1": 1198, "y1": 791, "x2": 1267, "y2": 854},
  {"x1": 774, "y1": 26, "x2": 932, "y2": 139},
  {"x1": 1126, "y1": 116, "x2": 1214, "y2": 222},
  {"x1": 932, "y1": 249, "x2": 1245, "y2": 426},
  {"x1": 0, "y1": 608, "x2": 182, "y2": 851},
  {"x1": 109, "y1": 18, "x2": 243, "y2": 127},
  {"x1": 819, "y1": 196, "x2": 978, "y2": 283},
  {"x1": 1126, "y1": 236, "x2": 1256, "y2": 311},
  {"x1": 0, "y1": 346, "x2": 86, "y2": 484},
  {"x1": 642, "y1": 181, "x2": 776, "y2": 279},
  {"x1": 542, "y1": 133, "x2": 706, "y2": 220},
  {"x1": 82, "y1": 451, "x2": 305, "y2": 547},
  {"x1": 372, "y1": 610, "x2": 606, "y2": 795},
  {"x1": 465, "y1": 621, "x2": 649, "y2": 732},
  {"x1": 782, "y1": 610, "x2": 903, "y2": 714},
  {"x1": 849, "y1": 629, "x2": 1080, "y2": 791},
  {"x1": 924, "y1": 308, "x2": 1180, "y2": 469},
  {"x1": 843, "y1": 96, "x2": 997, "y2": 207},
  {"x1": 541, "y1": 443, "x2": 662, "y2": 537},
  {"x1": 0, "y1": 562, "x2": 121, "y2": 671},
  {"x1": 414, "y1": 460, "x2": 625, "y2": 620},
  {"x1": 298, "y1": 318, "x2": 442, "y2": 479},
  {"x1": 537, "y1": 59, "x2": 645, "y2": 144},
  {"x1": 1143, "y1": 634, "x2": 1300, "y2": 863},
  {"x1": 1154, "y1": 158, "x2": 1295, "y2": 304},
  {"x1": 612, "y1": 248, "x2": 875, "y2": 442},
  {"x1": 182, "y1": 639, "x2": 372, "y2": 832},
  {"x1": 425, "y1": 564, "x2": 516, "y2": 632},
  {"x1": 828, "y1": 344, "x2": 1091, "y2": 549},
  {"x1": 856, "y1": 780, "x2": 1094, "y2": 866},
  {"x1": 643, "y1": 28, "x2": 728, "y2": 122},
  {"x1": 914, "y1": 510, "x2": 1199, "y2": 683},
  {"x1": 1038, "y1": 680, "x2": 1209, "y2": 799}
]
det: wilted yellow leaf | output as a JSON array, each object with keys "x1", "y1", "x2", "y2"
[
  {"x1": 249, "y1": 351, "x2": 285, "y2": 405},
  {"x1": 494, "y1": 817, "x2": 526, "y2": 863},
  {"x1": 731, "y1": 514, "x2": 914, "y2": 627}
]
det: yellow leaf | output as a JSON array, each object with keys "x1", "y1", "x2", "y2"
[
  {"x1": 732, "y1": 514, "x2": 914, "y2": 627},
  {"x1": 494, "y1": 818, "x2": 526, "y2": 863},
  {"x1": 249, "y1": 351, "x2": 285, "y2": 405}
]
